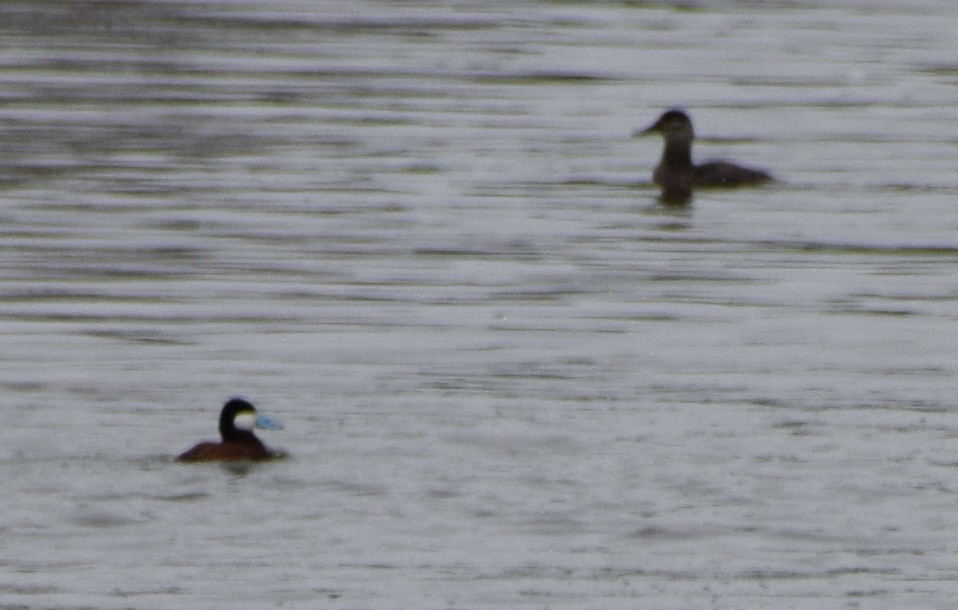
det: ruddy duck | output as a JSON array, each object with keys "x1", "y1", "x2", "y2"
[
  {"x1": 638, "y1": 108, "x2": 772, "y2": 205},
  {"x1": 177, "y1": 398, "x2": 283, "y2": 462}
]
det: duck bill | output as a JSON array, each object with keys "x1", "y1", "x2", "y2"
[
  {"x1": 633, "y1": 122, "x2": 660, "y2": 137},
  {"x1": 255, "y1": 413, "x2": 283, "y2": 430}
]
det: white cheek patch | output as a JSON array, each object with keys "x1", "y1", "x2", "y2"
[{"x1": 233, "y1": 412, "x2": 256, "y2": 431}]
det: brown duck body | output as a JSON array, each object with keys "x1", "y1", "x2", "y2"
[
  {"x1": 177, "y1": 436, "x2": 274, "y2": 462},
  {"x1": 177, "y1": 398, "x2": 282, "y2": 463},
  {"x1": 641, "y1": 109, "x2": 772, "y2": 204}
]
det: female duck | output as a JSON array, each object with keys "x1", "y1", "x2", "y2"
[
  {"x1": 638, "y1": 108, "x2": 772, "y2": 204},
  {"x1": 177, "y1": 398, "x2": 283, "y2": 462}
]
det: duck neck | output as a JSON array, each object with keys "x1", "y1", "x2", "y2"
[
  {"x1": 220, "y1": 424, "x2": 260, "y2": 444},
  {"x1": 661, "y1": 137, "x2": 693, "y2": 169}
]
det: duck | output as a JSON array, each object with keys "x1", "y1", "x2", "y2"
[
  {"x1": 177, "y1": 398, "x2": 283, "y2": 462},
  {"x1": 637, "y1": 108, "x2": 772, "y2": 205}
]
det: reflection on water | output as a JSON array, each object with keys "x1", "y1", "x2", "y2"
[{"x1": 4, "y1": 1, "x2": 958, "y2": 609}]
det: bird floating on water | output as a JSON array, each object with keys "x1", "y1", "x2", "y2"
[
  {"x1": 177, "y1": 398, "x2": 284, "y2": 462},
  {"x1": 637, "y1": 108, "x2": 772, "y2": 205}
]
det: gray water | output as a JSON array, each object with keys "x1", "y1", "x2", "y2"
[{"x1": 3, "y1": 1, "x2": 958, "y2": 608}]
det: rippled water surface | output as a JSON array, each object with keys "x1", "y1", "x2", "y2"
[{"x1": 4, "y1": 1, "x2": 958, "y2": 609}]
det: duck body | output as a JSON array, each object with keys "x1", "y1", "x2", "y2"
[
  {"x1": 177, "y1": 398, "x2": 283, "y2": 462},
  {"x1": 640, "y1": 108, "x2": 772, "y2": 204},
  {"x1": 176, "y1": 437, "x2": 272, "y2": 462}
]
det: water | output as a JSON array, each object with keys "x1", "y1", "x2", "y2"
[{"x1": 3, "y1": 1, "x2": 958, "y2": 608}]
